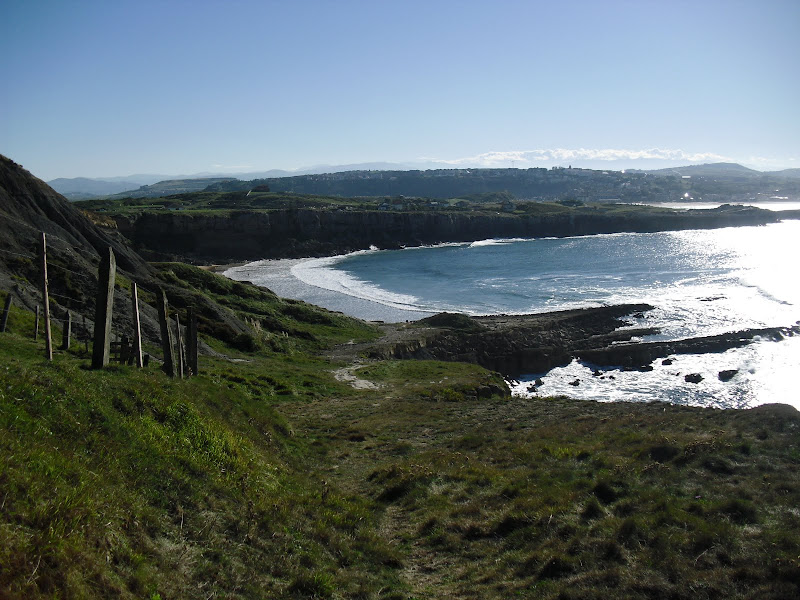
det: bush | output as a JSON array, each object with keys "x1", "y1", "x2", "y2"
[{"x1": 231, "y1": 332, "x2": 259, "y2": 352}]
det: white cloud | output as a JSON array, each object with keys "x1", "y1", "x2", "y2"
[{"x1": 422, "y1": 148, "x2": 732, "y2": 167}]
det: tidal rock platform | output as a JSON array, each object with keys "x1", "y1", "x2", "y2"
[{"x1": 362, "y1": 304, "x2": 799, "y2": 377}]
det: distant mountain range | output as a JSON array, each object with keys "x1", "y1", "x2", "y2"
[
  {"x1": 47, "y1": 176, "x2": 162, "y2": 199},
  {"x1": 630, "y1": 162, "x2": 800, "y2": 179},
  {"x1": 48, "y1": 162, "x2": 421, "y2": 199},
  {"x1": 49, "y1": 162, "x2": 800, "y2": 200}
]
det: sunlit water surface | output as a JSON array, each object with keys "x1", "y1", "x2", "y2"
[{"x1": 226, "y1": 219, "x2": 800, "y2": 409}]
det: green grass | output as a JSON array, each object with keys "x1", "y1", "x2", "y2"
[
  {"x1": 76, "y1": 189, "x2": 683, "y2": 221},
  {"x1": 75, "y1": 191, "x2": 376, "y2": 217},
  {"x1": 0, "y1": 330, "x2": 403, "y2": 599},
  {"x1": 153, "y1": 262, "x2": 379, "y2": 353},
  {"x1": 2, "y1": 272, "x2": 800, "y2": 599},
  {"x1": 284, "y1": 390, "x2": 800, "y2": 599},
  {"x1": 354, "y1": 359, "x2": 508, "y2": 402}
]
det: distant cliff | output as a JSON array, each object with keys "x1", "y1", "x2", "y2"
[{"x1": 116, "y1": 204, "x2": 784, "y2": 263}]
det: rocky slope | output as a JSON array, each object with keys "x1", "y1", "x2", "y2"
[
  {"x1": 0, "y1": 156, "x2": 150, "y2": 276},
  {"x1": 0, "y1": 155, "x2": 253, "y2": 349}
]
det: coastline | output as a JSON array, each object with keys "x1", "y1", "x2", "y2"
[
  {"x1": 199, "y1": 261, "x2": 251, "y2": 273},
  {"x1": 217, "y1": 219, "x2": 800, "y2": 328},
  {"x1": 215, "y1": 223, "x2": 800, "y2": 410},
  {"x1": 222, "y1": 257, "x2": 436, "y2": 323}
]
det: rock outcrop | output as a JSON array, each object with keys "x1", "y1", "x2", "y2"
[
  {"x1": 368, "y1": 304, "x2": 658, "y2": 375},
  {"x1": 365, "y1": 304, "x2": 800, "y2": 377},
  {"x1": 578, "y1": 326, "x2": 799, "y2": 368}
]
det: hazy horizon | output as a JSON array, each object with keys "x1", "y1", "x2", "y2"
[
  {"x1": 40, "y1": 155, "x2": 800, "y2": 186},
  {"x1": 2, "y1": 0, "x2": 798, "y2": 181}
]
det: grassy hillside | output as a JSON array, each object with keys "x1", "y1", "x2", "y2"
[
  {"x1": 0, "y1": 286, "x2": 401, "y2": 598},
  {"x1": 3, "y1": 267, "x2": 800, "y2": 599},
  {"x1": 151, "y1": 261, "x2": 379, "y2": 353},
  {"x1": 0, "y1": 277, "x2": 504, "y2": 599}
]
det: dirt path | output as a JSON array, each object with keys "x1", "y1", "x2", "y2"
[
  {"x1": 278, "y1": 388, "x2": 492, "y2": 598},
  {"x1": 332, "y1": 361, "x2": 381, "y2": 390},
  {"x1": 379, "y1": 504, "x2": 463, "y2": 599}
]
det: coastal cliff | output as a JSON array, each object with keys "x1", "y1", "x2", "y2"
[{"x1": 116, "y1": 204, "x2": 783, "y2": 262}]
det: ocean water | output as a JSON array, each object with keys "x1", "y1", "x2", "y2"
[{"x1": 225, "y1": 218, "x2": 800, "y2": 410}]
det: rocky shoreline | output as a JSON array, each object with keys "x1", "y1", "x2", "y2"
[{"x1": 360, "y1": 304, "x2": 799, "y2": 379}]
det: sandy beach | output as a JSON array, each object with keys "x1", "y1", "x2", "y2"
[{"x1": 221, "y1": 257, "x2": 436, "y2": 323}]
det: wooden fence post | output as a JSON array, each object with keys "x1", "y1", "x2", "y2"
[
  {"x1": 61, "y1": 310, "x2": 71, "y2": 351},
  {"x1": 131, "y1": 283, "x2": 143, "y2": 368},
  {"x1": 34, "y1": 305, "x2": 39, "y2": 340},
  {"x1": 120, "y1": 335, "x2": 130, "y2": 365},
  {"x1": 187, "y1": 307, "x2": 198, "y2": 376},
  {"x1": 91, "y1": 247, "x2": 116, "y2": 368},
  {"x1": 157, "y1": 289, "x2": 176, "y2": 377},
  {"x1": 40, "y1": 233, "x2": 53, "y2": 360},
  {"x1": 175, "y1": 313, "x2": 185, "y2": 379},
  {"x1": 1, "y1": 294, "x2": 11, "y2": 333},
  {"x1": 82, "y1": 315, "x2": 89, "y2": 353}
]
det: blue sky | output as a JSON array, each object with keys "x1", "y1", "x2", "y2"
[{"x1": 1, "y1": 0, "x2": 798, "y2": 180}]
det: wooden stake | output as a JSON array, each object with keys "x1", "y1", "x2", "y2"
[
  {"x1": 120, "y1": 335, "x2": 130, "y2": 365},
  {"x1": 61, "y1": 310, "x2": 71, "y2": 351},
  {"x1": 131, "y1": 282, "x2": 143, "y2": 368},
  {"x1": 157, "y1": 289, "x2": 176, "y2": 377},
  {"x1": 187, "y1": 307, "x2": 198, "y2": 376},
  {"x1": 82, "y1": 315, "x2": 89, "y2": 353},
  {"x1": 175, "y1": 313, "x2": 185, "y2": 379},
  {"x1": 34, "y1": 304, "x2": 39, "y2": 340},
  {"x1": 40, "y1": 232, "x2": 53, "y2": 360},
  {"x1": 91, "y1": 247, "x2": 116, "y2": 368},
  {"x1": 1, "y1": 294, "x2": 11, "y2": 333}
]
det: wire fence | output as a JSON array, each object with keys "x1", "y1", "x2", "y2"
[{"x1": 1, "y1": 215, "x2": 197, "y2": 375}]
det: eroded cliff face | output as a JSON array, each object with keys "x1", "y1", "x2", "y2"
[
  {"x1": 0, "y1": 155, "x2": 257, "y2": 350},
  {"x1": 117, "y1": 205, "x2": 782, "y2": 263},
  {"x1": 0, "y1": 155, "x2": 150, "y2": 277},
  {"x1": 118, "y1": 210, "x2": 518, "y2": 261}
]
